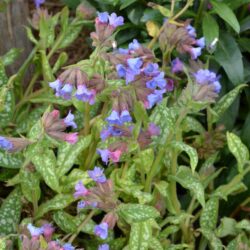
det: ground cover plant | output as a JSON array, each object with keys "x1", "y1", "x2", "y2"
[{"x1": 0, "y1": 0, "x2": 250, "y2": 249}]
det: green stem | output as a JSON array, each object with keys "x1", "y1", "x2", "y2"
[
  {"x1": 206, "y1": 106, "x2": 212, "y2": 132},
  {"x1": 170, "y1": 0, "x2": 176, "y2": 17},
  {"x1": 84, "y1": 102, "x2": 90, "y2": 136},
  {"x1": 68, "y1": 210, "x2": 95, "y2": 243},
  {"x1": 194, "y1": 0, "x2": 207, "y2": 29},
  {"x1": 172, "y1": 0, "x2": 194, "y2": 21}
]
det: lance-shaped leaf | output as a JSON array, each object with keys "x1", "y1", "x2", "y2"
[
  {"x1": 20, "y1": 168, "x2": 41, "y2": 203},
  {"x1": 227, "y1": 132, "x2": 249, "y2": 173},
  {"x1": 211, "y1": 1, "x2": 240, "y2": 33},
  {"x1": 53, "y1": 210, "x2": 95, "y2": 234},
  {"x1": 117, "y1": 204, "x2": 160, "y2": 223},
  {"x1": 29, "y1": 143, "x2": 60, "y2": 193},
  {"x1": 170, "y1": 141, "x2": 198, "y2": 173},
  {"x1": 202, "y1": 13, "x2": 219, "y2": 46},
  {"x1": 201, "y1": 229, "x2": 223, "y2": 250},
  {"x1": 182, "y1": 116, "x2": 205, "y2": 134},
  {"x1": 129, "y1": 220, "x2": 152, "y2": 250},
  {"x1": 1, "y1": 48, "x2": 22, "y2": 66},
  {"x1": 35, "y1": 194, "x2": 74, "y2": 219},
  {"x1": 212, "y1": 84, "x2": 246, "y2": 123},
  {"x1": 134, "y1": 148, "x2": 154, "y2": 174},
  {"x1": 0, "y1": 187, "x2": 22, "y2": 235},
  {"x1": 0, "y1": 150, "x2": 24, "y2": 168},
  {"x1": 149, "y1": 237, "x2": 164, "y2": 250},
  {"x1": 169, "y1": 166, "x2": 205, "y2": 207},
  {"x1": 200, "y1": 197, "x2": 219, "y2": 231},
  {"x1": 57, "y1": 135, "x2": 91, "y2": 177}
]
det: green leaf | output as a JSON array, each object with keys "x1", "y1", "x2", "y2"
[
  {"x1": 0, "y1": 62, "x2": 15, "y2": 127},
  {"x1": 216, "y1": 217, "x2": 237, "y2": 238},
  {"x1": 25, "y1": 27, "x2": 38, "y2": 44},
  {"x1": 56, "y1": 135, "x2": 91, "y2": 177},
  {"x1": 202, "y1": 13, "x2": 219, "y2": 46},
  {"x1": 0, "y1": 187, "x2": 22, "y2": 235},
  {"x1": 120, "y1": 0, "x2": 137, "y2": 10},
  {"x1": 53, "y1": 210, "x2": 95, "y2": 234},
  {"x1": 170, "y1": 141, "x2": 198, "y2": 173},
  {"x1": 169, "y1": 166, "x2": 205, "y2": 207},
  {"x1": 236, "y1": 219, "x2": 250, "y2": 232},
  {"x1": 129, "y1": 221, "x2": 152, "y2": 250},
  {"x1": 0, "y1": 150, "x2": 24, "y2": 168},
  {"x1": 29, "y1": 143, "x2": 60, "y2": 193},
  {"x1": 35, "y1": 194, "x2": 74, "y2": 219},
  {"x1": 227, "y1": 0, "x2": 250, "y2": 10},
  {"x1": 149, "y1": 237, "x2": 164, "y2": 250},
  {"x1": 30, "y1": 93, "x2": 72, "y2": 106},
  {"x1": 212, "y1": 84, "x2": 246, "y2": 123},
  {"x1": 118, "y1": 204, "x2": 160, "y2": 223},
  {"x1": 227, "y1": 132, "x2": 249, "y2": 173},
  {"x1": 40, "y1": 50, "x2": 54, "y2": 82},
  {"x1": 52, "y1": 52, "x2": 68, "y2": 73},
  {"x1": 214, "y1": 33, "x2": 244, "y2": 85},
  {"x1": 182, "y1": 116, "x2": 205, "y2": 134},
  {"x1": 200, "y1": 197, "x2": 219, "y2": 231},
  {"x1": 1, "y1": 48, "x2": 22, "y2": 66},
  {"x1": 211, "y1": 1, "x2": 240, "y2": 33},
  {"x1": 201, "y1": 229, "x2": 223, "y2": 250},
  {"x1": 20, "y1": 168, "x2": 41, "y2": 203},
  {"x1": 133, "y1": 148, "x2": 154, "y2": 174}
]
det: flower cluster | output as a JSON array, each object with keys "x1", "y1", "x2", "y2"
[
  {"x1": 23, "y1": 223, "x2": 76, "y2": 250},
  {"x1": 0, "y1": 136, "x2": 31, "y2": 152},
  {"x1": 91, "y1": 12, "x2": 124, "y2": 46},
  {"x1": 159, "y1": 21, "x2": 205, "y2": 60},
  {"x1": 42, "y1": 110, "x2": 78, "y2": 144},
  {"x1": 49, "y1": 68, "x2": 105, "y2": 105},
  {"x1": 74, "y1": 167, "x2": 119, "y2": 247}
]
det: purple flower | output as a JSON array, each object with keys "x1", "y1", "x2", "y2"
[
  {"x1": 75, "y1": 85, "x2": 96, "y2": 105},
  {"x1": 97, "y1": 149, "x2": 110, "y2": 164},
  {"x1": 118, "y1": 48, "x2": 129, "y2": 54},
  {"x1": 129, "y1": 39, "x2": 141, "y2": 50},
  {"x1": 190, "y1": 47, "x2": 202, "y2": 60},
  {"x1": 49, "y1": 79, "x2": 62, "y2": 96},
  {"x1": 147, "y1": 89, "x2": 165, "y2": 109},
  {"x1": 116, "y1": 64, "x2": 126, "y2": 78},
  {"x1": 100, "y1": 126, "x2": 124, "y2": 141},
  {"x1": 59, "y1": 84, "x2": 73, "y2": 100},
  {"x1": 143, "y1": 63, "x2": 159, "y2": 77},
  {"x1": 127, "y1": 58, "x2": 143, "y2": 72},
  {"x1": 88, "y1": 167, "x2": 107, "y2": 183},
  {"x1": 108, "y1": 13, "x2": 124, "y2": 28},
  {"x1": 63, "y1": 243, "x2": 75, "y2": 250},
  {"x1": 98, "y1": 244, "x2": 110, "y2": 250},
  {"x1": 196, "y1": 37, "x2": 205, "y2": 49},
  {"x1": 34, "y1": 0, "x2": 45, "y2": 8},
  {"x1": 194, "y1": 69, "x2": 221, "y2": 93},
  {"x1": 94, "y1": 222, "x2": 109, "y2": 239},
  {"x1": 120, "y1": 110, "x2": 132, "y2": 123},
  {"x1": 0, "y1": 136, "x2": 13, "y2": 151},
  {"x1": 106, "y1": 110, "x2": 120, "y2": 125},
  {"x1": 63, "y1": 111, "x2": 77, "y2": 129},
  {"x1": 146, "y1": 72, "x2": 166, "y2": 89},
  {"x1": 171, "y1": 58, "x2": 184, "y2": 73},
  {"x1": 74, "y1": 181, "x2": 89, "y2": 198},
  {"x1": 41, "y1": 223, "x2": 54, "y2": 241},
  {"x1": 27, "y1": 223, "x2": 43, "y2": 238},
  {"x1": 97, "y1": 12, "x2": 109, "y2": 23},
  {"x1": 186, "y1": 24, "x2": 197, "y2": 38}
]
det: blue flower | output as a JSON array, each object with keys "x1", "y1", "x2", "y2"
[
  {"x1": 196, "y1": 37, "x2": 205, "y2": 49},
  {"x1": 186, "y1": 24, "x2": 197, "y2": 38},
  {"x1": 116, "y1": 64, "x2": 126, "y2": 78},
  {"x1": 59, "y1": 84, "x2": 73, "y2": 100},
  {"x1": 0, "y1": 136, "x2": 13, "y2": 151},
  {"x1": 98, "y1": 244, "x2": 110, "y2": 250},
  {"x1": 63, "y1": 243, "x2": 75, "y2": 250},
  {"x1": 127, "y1": 58, "x2": 143, "y2": 72},
  {"x1": 147, "y1": 89, "x2": 165, "y2": 109},
  {"x1": 143, "y1": 63, "x2": 159, "y2": 76},
  {"x1": 74, "y1": 181, "x2": 89, "y2": 198},
  {"x1": 34, "y1": 0, "x2": 45, "y2": 8},
  {"x1": 120, "y1": 110, "x2": 132, "y2": 123},
  {"x1": 108, "y1": 13, "x2": 124, "y2": 28},
  {"x1": 77, "y1": 200, "x2": 87, "y2": 209},
  {"x1": 118, "y1": 48, "x2": 129, "y2": 54},
  {"x1": 88, "y1": 167, "x2": 107, "y2": 183},
  {"x1": 146, "y1": 72, "x2": 166, "y2": 89},
  {"x1": 94, "y1": 222, "x2": 109, "y2": 239},
  {"x1": 49, "y1": 79, "x2": 62, "y2": 96},
  {"x1": 190, "y1": 47, "x2": 202, "y2": 60},
  {"x1": 27, "y1": 223, "x2": 43, "y2": 237},
  {"x1": 97, "y1": 149, "x2": 110, "y2": 165},
  {"x1": 63, "y1": 111, "x2": 77, "y2": 129},
  {"x1": 106, "y1": 110, "x2": 121, "y2": 125},
  {"x1": 171, "y1": 58, "x2": 184, "y2": 73},
  {"x1": 128, "y1": 39, "x2": 141, "y2": 50},
  {"x1": 97, "y1": 12, "x2": 109, "y2": 23},
  {"x1": 75, "y1": 85, "x2": 96, "y2": 104}
]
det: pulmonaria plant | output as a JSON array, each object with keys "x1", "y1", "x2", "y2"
[{"x1": 1, "y1": 2, "x2": 249, "y2": 250}]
